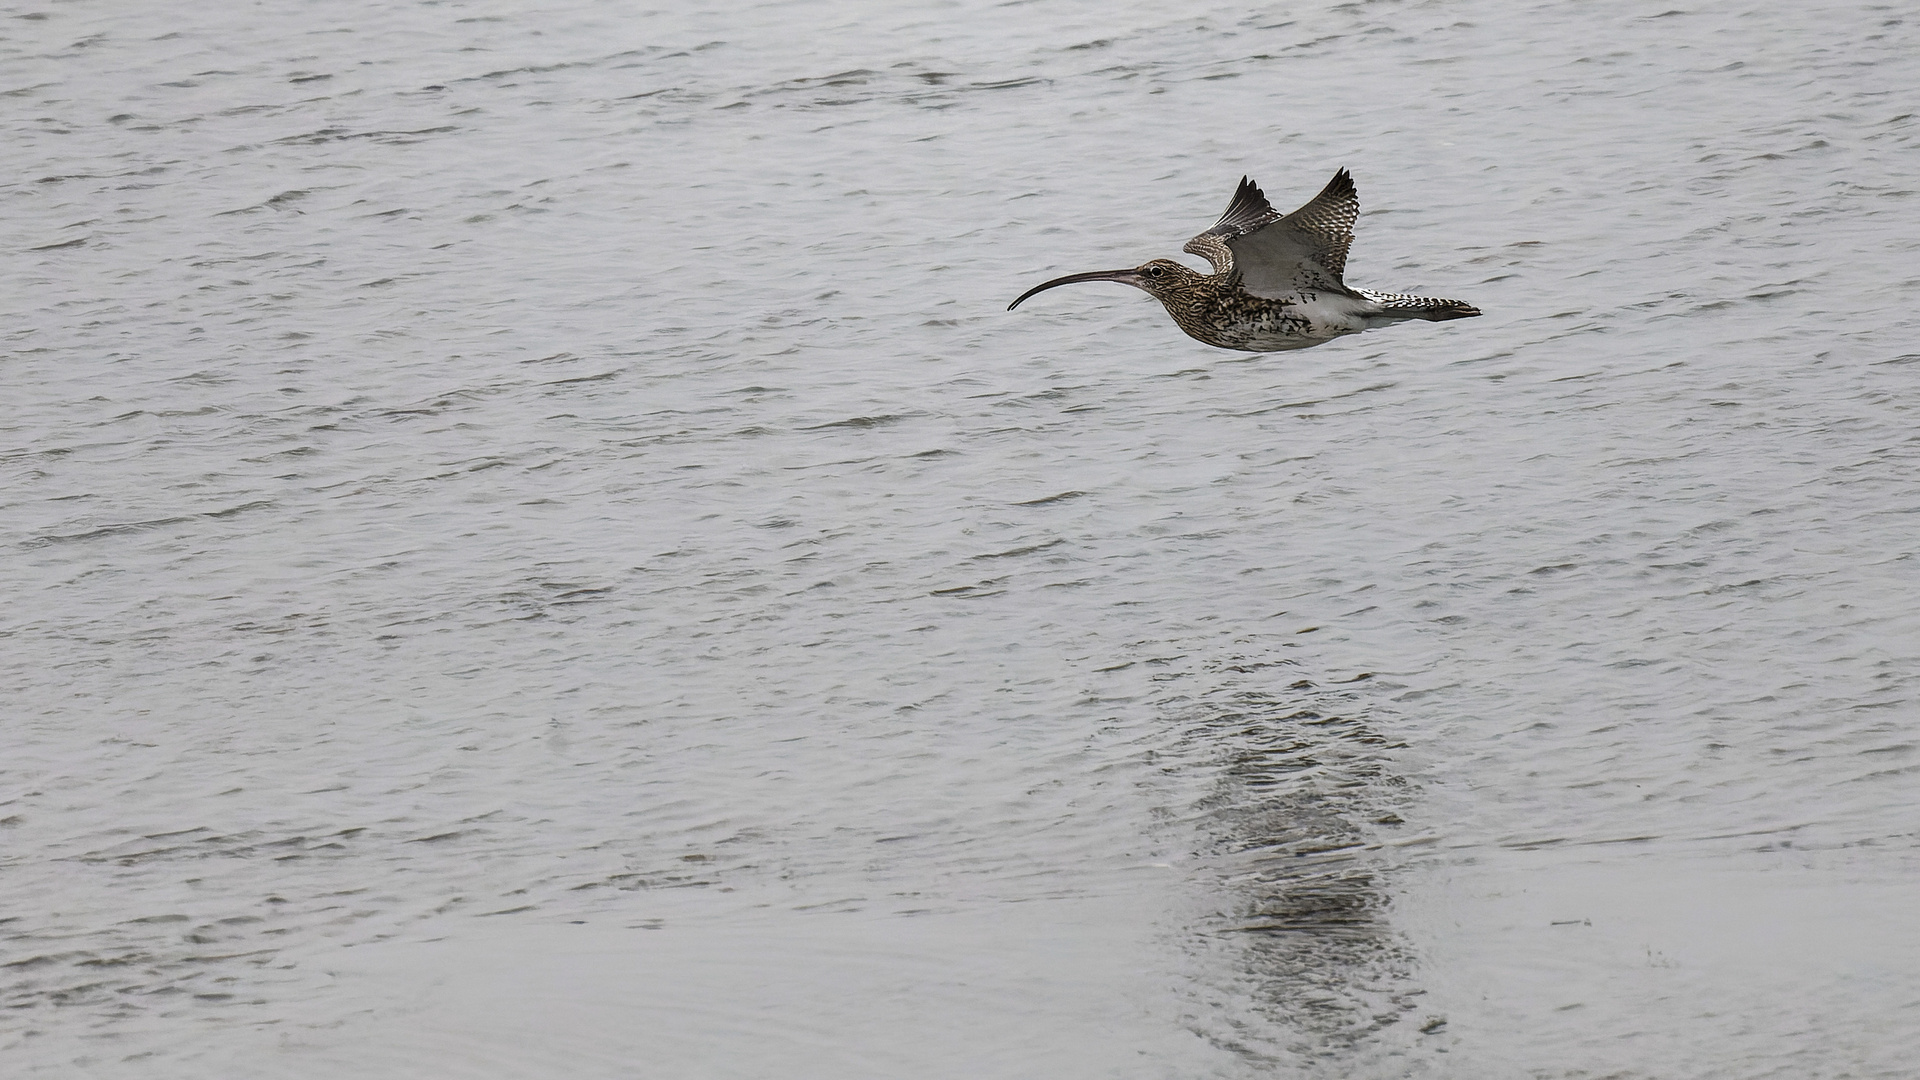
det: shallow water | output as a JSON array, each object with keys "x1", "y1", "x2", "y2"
[{"x1": 5, "y1": 1, "x2": 1918, "y2": 1077}]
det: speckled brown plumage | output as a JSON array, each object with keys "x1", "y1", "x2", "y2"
[{"x1": 1009, "y1": 170, "x2": 1479, "y2": 353}]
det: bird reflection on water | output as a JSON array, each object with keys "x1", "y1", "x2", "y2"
[{"x1": 1168, "y1": 670, "x2": 1423, "y2": 1061}]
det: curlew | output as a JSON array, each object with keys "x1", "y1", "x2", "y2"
[{"x1": 1009, "y1": 169, "x2": 1480, "y2": 351}]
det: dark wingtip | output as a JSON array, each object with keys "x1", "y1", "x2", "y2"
[
  {"x1": 1208, "y1": 176, "x2": 1276, "y2": 236},
  {"x1": 1323, "y1": 167, "x2": 1356, "y2": 200}
]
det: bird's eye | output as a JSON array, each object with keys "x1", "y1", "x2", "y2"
[{"x1": 1145, "y1": 265, "x2": 1164, "y2": 278}]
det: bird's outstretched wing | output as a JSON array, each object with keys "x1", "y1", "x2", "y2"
[
  {"x1": 1182, "y1": 176, "x2": 1277, "y2": 276},
  {"x1": 1205, "y1": 176, "x2": 1284, "y2": 240},
  {"x1": 1187, "y1": 170, "x2": 1360, "y2": 299}
]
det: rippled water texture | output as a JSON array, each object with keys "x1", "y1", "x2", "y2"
[{"x1": 5, "y1": 1, "x2": 1918, "y2": 1076}]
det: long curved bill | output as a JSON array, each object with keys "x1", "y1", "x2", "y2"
[{"x1": 1007, "y1": 268, "x2": 1146, "y2": 311}]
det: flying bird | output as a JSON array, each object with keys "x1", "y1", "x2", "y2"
[{"x1": 1008, "y1": 170, "x2": 1480, "y2": 351}]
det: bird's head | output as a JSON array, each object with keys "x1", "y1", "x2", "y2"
[{"x1": 1007, "y1": 258, "x2": 1208, "y2": 311}]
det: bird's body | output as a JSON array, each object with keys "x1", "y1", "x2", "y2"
[{"x1": 1009, "y1": 170, "x2": 1479, "y2": 352}]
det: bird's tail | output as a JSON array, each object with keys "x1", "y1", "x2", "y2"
[{"x1": 1357, "y1": 289, "x2": 1481, "y2": 323}]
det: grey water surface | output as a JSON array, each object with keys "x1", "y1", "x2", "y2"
[{"x1": 5, "y1": 1, "x2": 1918, "y2": 1077}]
